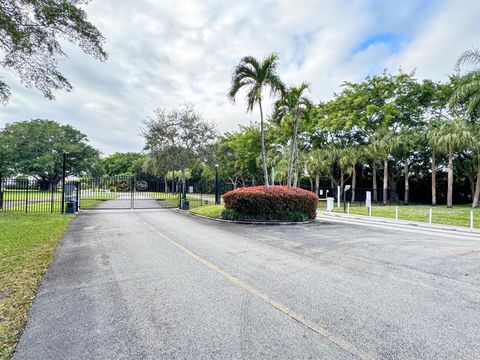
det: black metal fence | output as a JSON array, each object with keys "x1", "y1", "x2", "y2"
[
  {"x1": 0, "y1": 177, "x2": 74, "y2": 213},
  {"x1": 0, "y1": 175, "x2": 224, "y2": 213}
]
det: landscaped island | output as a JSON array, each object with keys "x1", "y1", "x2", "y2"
[{"x1": 221, "y1": 186, "x2": 319, "y2": 222}]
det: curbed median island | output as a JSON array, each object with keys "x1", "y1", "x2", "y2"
[{"x1": 221, "y1": 186, "x2": 319, "y2": 222}]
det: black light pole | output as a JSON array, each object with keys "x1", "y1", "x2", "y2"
[
  {"x1": 61, "y1": 152, "x2": 67, "y2": 214},
  {"x1": 215, "y1": 164, "x2": 220, "y2": 205}
]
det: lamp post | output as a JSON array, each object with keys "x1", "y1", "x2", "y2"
[
  {"x1": 215, "y1": 164, "x2": 220, "y2": 205},
  {"x1": 61, "y1": 151, "x2": 68, "y2": 214},
  {"x1": 343, "y1": 184, "x2": 351, "y2": 213}
]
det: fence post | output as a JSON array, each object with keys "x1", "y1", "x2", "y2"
[
  {"x1": 0, "y1": 173, "x2": 3, "y2": 210},
  {"x1": 51, "y1": 182, "x2": 55, "y2": 213},
  {"x1": 470, "y1": 210, "x2": 474, "y2": 232},
  {"x1": 61, "y1": 152, "x2": 66, "y2": 214},
  {"x1": 395, "y1": 206, "x2": 398, "y2": 223},
  {"x1": 25, "y1": 178, "x2": 29, "y2": 213},
  {"x1": 429, "y1": 208, "x2": 432, "y2": 226}
]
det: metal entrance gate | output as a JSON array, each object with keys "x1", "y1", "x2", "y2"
[{"x1": 79, "y1": 176, "x2": 181, "y2": 210}]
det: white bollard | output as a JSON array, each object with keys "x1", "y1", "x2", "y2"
[
  {"x1": 347, "y1": 203, "x2": 350, "y2": 215},
  {"x1": 395, "y1": 206, "x2": 398, "y2": 223},
  {"x1": 470, "y1": 210, "x2": 474, "y2": 232},
  {"x1": 368, "y1": 206, "x2": 372, "y2": 217},
  {"x1": 429, "y1": 208, "x2": 432, "y2": 226}
]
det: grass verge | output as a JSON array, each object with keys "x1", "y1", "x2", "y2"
[
  {"x1": 189, "y1": 204, "x2": 224, "y2": 218},
  {"x1": 0, "y1": 213, "x2": 73, "y2": 359}
]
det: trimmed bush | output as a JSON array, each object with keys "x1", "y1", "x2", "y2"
[{"x1": 222, "y1": 185, "x2": 319, "y2": 222}]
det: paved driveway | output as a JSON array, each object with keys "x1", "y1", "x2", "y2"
[{"x1": 13, "y1": 209, "x2": 480, "y2": 359}]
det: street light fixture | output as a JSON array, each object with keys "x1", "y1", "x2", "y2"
[
  {"x1": 61, "y1": 151, "x2": 69, "y2": 214},
  {"x1": 214, "y1": 164, "x2": 220, "y2": 205}
]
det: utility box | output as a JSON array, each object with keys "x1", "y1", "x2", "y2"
[
  {"x1": 65, "y1": 200, "x2": 75, "y2": 214},
  {"x1": 181, "y1": 198, "x2": 190, "y2": 210},
  {"x1": 326, "y1": 197, "x2": 334, "y2": 211}
]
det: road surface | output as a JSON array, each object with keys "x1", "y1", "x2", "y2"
[{"x1": 13, "y1": 209, "x2": 480, "y2": 359}]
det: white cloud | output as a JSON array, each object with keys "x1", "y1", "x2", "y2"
[{"x1": 0, "y1": 0, "x2": 478, "y2": 154}]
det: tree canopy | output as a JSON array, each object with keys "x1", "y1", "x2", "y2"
[
  {"x1": 0, "y1": 119, "x2": 100, "y2": 187},
  {"x1": 0, "y1": 0, "x2": 107, "y2": 104}
]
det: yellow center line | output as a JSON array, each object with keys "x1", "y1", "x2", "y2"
[{"x1": 144, "y1": 221, "x2": 375, "y2": 360}]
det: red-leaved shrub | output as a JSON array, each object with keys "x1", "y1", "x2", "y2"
[{"x1": 223, "y1": 186, "x2": 319, "y2": 221}]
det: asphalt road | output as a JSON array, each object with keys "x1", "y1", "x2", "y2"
[{"x1": 13, "y1": 209, "x2": 480, "y2": 359}]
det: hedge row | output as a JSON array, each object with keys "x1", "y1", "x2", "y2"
[{"x1": 222, "y1": 186, "x2": 319, "y2": 221}]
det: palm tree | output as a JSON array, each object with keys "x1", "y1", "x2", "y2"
[
  {"x1": 470, "y1": 124, "x2": 480, "y2": 208},
  {"x1": 426, "y1": 119, "x2": 443, "y2": 206},
  {"x1": 370, "y1": 129, "x2": 393, "y2": 205},
  {"x1": 341, "y1": 146, "x2": 364, "y2": 203},
  {"x1": 273, "y1": 82, "x2": 311, "y2": 186},
  {"x1": 434, "y1": 119, "x2": 472, "y2": 208},
  {"x1": 228, "y1": 54, "x2": 284, "y2": 187},
  {"x1": 393, "y1": 129, "x2": 422, "y2": 205},
  {"x1": 306, "y1": 149, "x2": 323, "y2": 195},
  {"x1": 451, "y1": 48, "x2": 480, "y2": 115}
]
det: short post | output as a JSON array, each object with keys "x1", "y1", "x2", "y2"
[
  {"x1": 368, "y1": 206, "x2": 372, "y2": 217},
  {"x1": 347, "y1": 203, "x2": 350, "y2": 215},
  {"x1": 343, "y1": 185, "x2": 350, "y2": 213},
  {"x1": 429, "y1": 208, "x2": 432, "y2": 226},
  {"x1": 395, "y1": 206, "x2": 398, "y2": 223},
  {"x1": 470, "y1": 210, "x2": 474, "y2": 232}
]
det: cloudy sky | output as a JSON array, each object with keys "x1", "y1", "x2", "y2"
[{"x1": 1, "y1": 0, "x2": 479, "y2": 155}]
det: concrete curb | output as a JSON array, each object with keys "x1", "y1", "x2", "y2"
[
  {"x1": 317, "y1": 210, "x2": 480, "y2": 235},
  {"x1": 174, "y1": 208, "x2": 315, "y2": 225}
]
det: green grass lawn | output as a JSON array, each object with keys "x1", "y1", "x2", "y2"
[
  {"x1": 0, "y1": 213, "x2": 73, "y2": 359},
  {"x1": 2, "y1": 191, "x2": 62, "y2": 201},
  {"x1": 190, "y1": 204, "x2": 224, "y2": 218},
  {"x1": 158, "y1": 194, "x2": 213, "y2": 209},
  {"x1": 319, "y1": 202, "x2": 480, "y2": 228}
]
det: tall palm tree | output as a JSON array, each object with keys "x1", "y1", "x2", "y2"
[
  {"x1": 469, "y1": 124, "x2": 480, "y2": 208},
  {"x1": 228, "y1": 54, "x2": 284, "y2": 187},
  {"x1": 274, "y1": 82, "x2": 311, "y2": 186},
  {"x1": 341, "y1": 146, "x2": 364, "y2": 203},
  {"x1": 435, "y1": 119, "x2": 472, "y2": 208},
  {"x1": 306, "y1": 149, "x2": 323, "y2": 195},
  {"x1": 370, "y1": 129, "x2": 393, "y2": 205},
  {"x1": 426, "y1": 119, "x2": 443, "y2": 206},
  {"x1": 451, "y1": 48, "x2": 480, "y2": 115}
]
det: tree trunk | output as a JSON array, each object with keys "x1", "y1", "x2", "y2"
[
  {"x1": 431, "y1": 150, "x2": 436, "y2": 206},
  {"x1": 447, "y1": 150, "x2": 453, "y2": 208},
  {"x1": 315, "y1": 172, "x2": 320, "y2": 195},
  {"x1": 181, "y1": 169, "x2": 187, "y2": 199},
  {"x1": 340, "y1": 167, "x2": 344, "y2": 202},
  {"x1": 383, "y1": 158, "x2": 388, "y2": 205},
  {"x1": 404, "y1": 154, "x2": 409, "y2": 205},
  {"x1": 372, "y1": 161, "x2": 378, "y2": 202},
  {"x1": 352, "y1": 167, "x2": 356, "y2": 203},
  {"x1": 293, "y1": 128, "x2": 299, "y2": 187},
  {"x1": 258, "y1": 100, "x2": 269, "y2": 187},
  {"x1": 472, "y1": 167, "x2": 480, "y2": 208},
  {"x1": 287, "y1": 117, "x2": 298, "y2": 187}
]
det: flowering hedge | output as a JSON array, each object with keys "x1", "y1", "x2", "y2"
[{"x1": 222, "y1": 186, "x2": 319, "y2": 221}]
